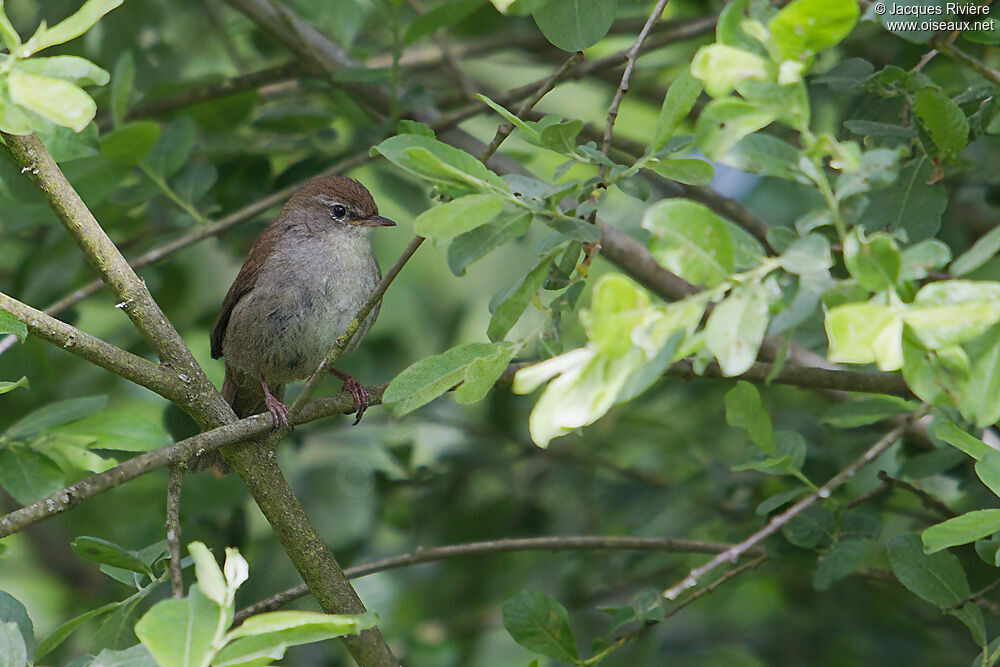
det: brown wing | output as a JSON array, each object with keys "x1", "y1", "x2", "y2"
[{"x1": 210, "y1": 226, "x2": 280, "y2": 359}]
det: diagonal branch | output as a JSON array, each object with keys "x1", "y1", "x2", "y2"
[
  {"x1": 662, "y1": 415, "x2": 918, "y2": 599},
  {"x1": 1, "y1": 132, "x2": 233, "y2": 427},
  {"x1": 0, "y1": 291, "x2": 180, "y2": 401}
]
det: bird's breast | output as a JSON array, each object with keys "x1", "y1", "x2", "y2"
[{"x1": 223, "y1": 234, "x2": 382, "y2": 383}]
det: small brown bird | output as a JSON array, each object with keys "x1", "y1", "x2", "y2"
[{"x1": 211, "y1": 175, "x2": 395, "y2": 428}]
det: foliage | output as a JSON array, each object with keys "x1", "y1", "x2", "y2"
[{"x1": 4, "y1": 0, "x2": 1000, "y2": 665}]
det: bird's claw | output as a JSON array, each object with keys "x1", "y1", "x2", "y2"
[
  {"x1": 265, "y1": 393, "x2": 292, "y2": 430},
  {"x1": 331, "y1": 369, "x2": 369, "y2": 425}
]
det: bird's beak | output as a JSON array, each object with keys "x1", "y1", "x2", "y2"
[{"x1": 354, "y1": 216, "x2": 396, "y2": 227}]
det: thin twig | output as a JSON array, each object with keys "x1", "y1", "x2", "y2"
[
  {"x1": 232, "y1": 535, "x2": 760, "y2": 623},
  {"x1": 947, "y1": 577, "x2": 1000, "y2": 613},
  {"x1": 479, "y1": 51, "x2": 584, "y2": 164},
  {"x1": 599, "y1": 0, "x2": 672, "y2": 179},
  {"x1": 663, "y1": 417, "x2": 917, "y2": 599},
  {"x1": 166, "y1": 464, "x2": 185, "y2": 598},
  {"x1": 935, "y1": 39, "x2": 1000, "y2": 85},
  {"x1": 876, "y1": 471, "x2": 957, "y2": 518},
  {"x1": 289, "y1": 235, "x2": 425, "y2": 415}
]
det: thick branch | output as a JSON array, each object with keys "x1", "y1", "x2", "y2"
[
  {"x1": 0, "y1": 291, "x2": 179, "y2": 400},
  {"x1": 233, "y1": 535, "x2": 760, "y2": 623},
  {"x1": 1, "y1": 132, "x2": 233, "y2": 426}
]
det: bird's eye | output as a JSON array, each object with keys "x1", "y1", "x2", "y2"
[{"x1": 332, "y1": 204, "x2": 347, "y2": 218}]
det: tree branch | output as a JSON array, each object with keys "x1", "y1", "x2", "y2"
[
  {"x1": 0, "y1": 385, "x2": 383, "y2": 538},
  {"x1": 667, "y1": 359, "x2": 912, "y2": 397},
  {"x1": 233, "y1": 535, "x2": 762, "y2": 623},
  {"x1": 662, "y1": 416, "x2": 917, "y2": 599},
  {"x1": 600, "y1": 0, "x2": 672, "y2": 178},
  {"x1": 166, "y1": 463, "x2": 185, "y2": 598},
  {"x1": 480, "y1": 51, "x2": 584, "y2": 164},
  {"x1": 0, "y1": 291, "x2": 180, "y2": 400},
  {"x1": 1, "y1": 132, "x2": 233, "y2": 427}
]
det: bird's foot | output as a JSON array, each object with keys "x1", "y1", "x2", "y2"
[
  {"x1": 330, "y1": 368, "x2": 369, "y2": 425},
  {"x1": 260, "y1": 375, "x2": 291, "y2": 430}
]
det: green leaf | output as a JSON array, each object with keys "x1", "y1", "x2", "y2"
[
  {"x1": 782, "y1": 506, "x2": 835, "y2": 549},
  {"x1": 843, "y1": 119, "x2": 917, "y2": 139},
  {"x1": 835, "y1": 148, "x2": 901, "y2": 200},
  {"x1": 143, "y1": 118, "x2": 195, "y2": 178},
  {"x1": 72, "y1": 537, "x2": 149, "y2": 574},
  {"x1": 650, "y1": 69, "x2": 702, "y2": 153},
  {"x1": 134, "y1": 586, "x2": 223, "y2": 667},
  {"x1": 373, "y1": 134, "x2": 510, "y2": 196},
  {"x1": 888, "y1": 532, "x2": 974, "y2": 605},
  {"x1": 0, "y1": 622, "x2": 27, "y2": 667},
  {"x1": 581, "y1": 274, "x2": 650, "y2": 357},
  {"x1": 189, "y1": 542, "x2": 227, "y2": 606},
  {"x1": 696, "y1": 98, "x2": 778, "y2": 159},
  {"x1": 110, "y1": 52, "x2": 135, "y2": 128},
  {"x1": 414, "y1": 193, "x2": 505, "y2": 243},
  {"x1": 641, "y1": 199, "x2": 734, "y2": 287},
  {"x1": 975, "y1": 452, "x2": 1000, "y2": 498},
  {"x1": 20, "y1": 0, "x2": 123, "y2": 56},
  {"x1": 90, "y1": 644, "x2": 157, "y2": 667},
  {"x1": 448, "y1": 213, "x2": 532, "y2": 275},
  {"x1": 858, "y1": 157, "x2": 946, "y2": 241},
  {"x1": 778, "y1": 234, "x2": 832, "y2": 274},
  {"x1": 7, "y1": 69, "x2": 95, "y2": 132},
  {"x1": 51, "y1": 410, "x2": 171, "y2": 452},
  {"x1": 691, "y1": 44, "x2": 771, "y2": 98},
  {"x1": 35, "y1": 601, "x2": 120, "y2": 660},
  {"x1": 706, "y1": 283, "x2": 769, "y2": 376},
  {"x1": 935, "y1": 419, "x2": 992, "y2": 461},
  {"x1": 825, "y1": 303, "x2": 902, "y2": 371},
  {"x1": 226, "y1": 609, "x2": 375, "y2": 640},
  {"x1": 532, "y1": 0, "x2": 615, "y2": 52},
  {"x1": 0, "y1": 3, "x2": 21, "y2": 53},
  {"x1": 0, "y1": 447, "x2": 64, "y2": 504},
  {"x1": 913, "y1": 87, "x2": 969, "y2": 160},
  {"x1": 922, "y1": 510, "x2": 1000, "y2": 553},
  {"x1": 725, "y1": 381, "x2": 775, "y2": 455},
  {"x1": 404, "y1": 0, "x2": 485, "y2": 43},
  {"x1": 0, "y1": 591, "x2": 34, "y2": 663},
  {"x1": 4, "y1": 396, "x2": 107, "y2": 439},
  {"x1": 718, "y1": 134, "x2": 809, "y2": 183},
  {"x1": 900, "y1": 239, "x2": 951, "y2": 280},
  {"x1": 0, "y1": 377, "x2": 27, "y2": 396},
  {"x1": 0, "y1": 79, "x2": 35, "y2": 135},
  {"x1": 813, "y1": 539, "x2": 877, "y2": 591},
  {"x1": 843, "y1": 229, "x2": 900, "y2": 292},
  {"x1": 961, "y1": 325, "x2": 1000, "y2": 428},
  {"x1": 16, "y1": 56, "x2": 109, "y2": 86},
  {"x1": 0, "y1": 308, "x2": 26, "y2": 342},
  {"x1": 501, "y1": 590, "x2": 579, "y2": 663},
  {"x1": 98, "y1": 121, "x2": 161, "y2": 165},
  {"x1": 951, "y1": 225, "x2": 1000, "y2": 277},
  {"x1": 488, "y1": 250, "x2": 559, "y2": 342},
  {"x1": 383, "y1": 342, "x2": 516, "y2": 415},
  {"x1": 647, "y1": 157, "x2": 714, "y2": 185},
  {"x1": 769, "y1": 0, "x2": 859, "y2": 61},
  {"x1": 821, "y1": 396, "x2": 918, "y2": 428},
  {"x1": 905, "y1": 281, "x2": 1000, "y2": 349}
]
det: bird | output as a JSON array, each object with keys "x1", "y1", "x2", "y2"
[{"x1": 210, "y1": 175, "x2": 395, "y2": 429}]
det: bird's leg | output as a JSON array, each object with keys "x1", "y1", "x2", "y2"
[
  {"x1": 260, "y1": 375, "x2": 291, "y2": 429},
  {"x1": 329, "y1": 368, "x2": 369, "y2": 425}
]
